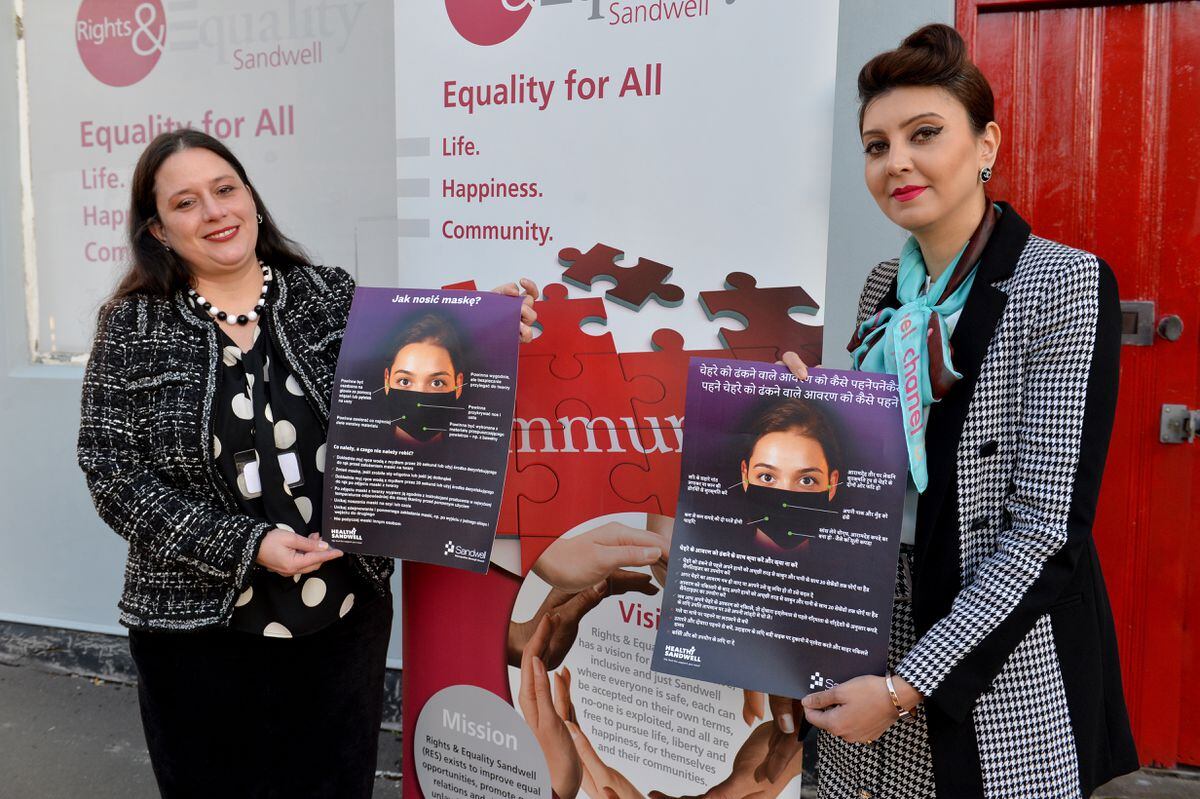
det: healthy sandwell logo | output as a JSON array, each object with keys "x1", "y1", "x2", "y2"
[
  {"x1": 444, "y1": 0, "x2": 533, "y2": 47},
  {"x1": 663, "y1": 644, "x2": 701, "y2": 666},
  {"x1": 75, "y1": 0, "x2": 166, "y2": 88},
  {"x1": 329, "y1": 527, "x2": 362, "y2": 543}
]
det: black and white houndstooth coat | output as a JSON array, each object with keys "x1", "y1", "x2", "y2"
[{"x1": 831, "y1": 203, "x2": 1138, "y2": 798}]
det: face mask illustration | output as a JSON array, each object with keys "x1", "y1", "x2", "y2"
[
  {"x1": 743, "y1": 483, "x2": 837, "y2": 549},
  {"x1": 379, "y1": 389, "x2": 460, "y2": 442}
]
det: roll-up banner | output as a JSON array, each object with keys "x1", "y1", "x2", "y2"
[
  {"x1": 22, "y1": 0, "x2": 396, "y2": 359},
  {"x1": 397, "y1": 2, "x2": 838, "y2": 797},
  {"x1": 24, "y1": 0, "x2": 838, "y2": 793}
]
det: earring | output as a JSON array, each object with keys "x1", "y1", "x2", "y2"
[
  {"x1": 257, "y1": 213, "x2": 264, "y2": 224},
  {"x1": 980, "y1": 166, "x2": 993, "y2": 183},
  {"x1": 162, "y1": 242, "x2": 171, "y2": 252}
]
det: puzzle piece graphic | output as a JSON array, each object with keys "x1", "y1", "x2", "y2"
[
  {"x1": 521, "y1": 283, "x2": 615, "y2": 379},
  {"x1": 618, "y1": 329, "x2": 722, "y2": 425},
  {"x1": 699, "y1": 272, "x2": 823, "y2": 364},
  {"x1": 499, "y1": 449, "x2": 556, "y2": 536},
  {"x1": 516, "y1": 444, "x2": 655, "y2": 535},
  {"x1": 563, "y1": 352, "x2": 661, "y2": 426},
  {"x1": 610, "y1": 454, "x2": 677, "y2": 517},
  {"x1": 558, "y1": 243, "x2": 685, "y2": 311},
  {"x1": 616, "y1": 329, "x2": 778, "y2": 425},
  {"x1": 512, "y1": 349, "x2": 664, "y2": 535}
]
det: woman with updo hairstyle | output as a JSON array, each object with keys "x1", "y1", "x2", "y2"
[
  {"x1": 77, "y1": 129, "x2": 538, "y2": 797},
  {"x1": 773, "y1": 23, "x2": 1138, "y2": 798}
]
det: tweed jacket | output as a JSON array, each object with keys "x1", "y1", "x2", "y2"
[
  {"x1": 853, "y1": 203, "x2": 1138, "y2": 797},
  {"x1": 77, "y1": 264, "x2": 393, "y2": 631}
]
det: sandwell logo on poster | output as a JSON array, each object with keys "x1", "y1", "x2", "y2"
[
  {"x1": 663, "y1": 644, "x2": 701, "y2": 666},
  {"x1": 809, "y1": 671, "x2": 837, "y2": 691},
  {"x1": 330, "y1": 526, "x2": 362, "y2": 543},
  {"x1": 75, "y1": 0, "x2": 166, "y2": 87},
  {"x1": 444, "y1": 540, "x2": 487, "y2": 562}
]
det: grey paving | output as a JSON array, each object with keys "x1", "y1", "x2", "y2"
[{"x1": 0, "y1": 660, "x2": 402, "y2": 798}]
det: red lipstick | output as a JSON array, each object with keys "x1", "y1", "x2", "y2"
[{"x1": 891, "y1": 185, "x2": 927, "y2": 202}]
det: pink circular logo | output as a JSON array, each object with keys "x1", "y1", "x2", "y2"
[
  {"x1": 75, "y1": 0, "x2": 166, "y2": 88},
  {"x1": 445, "y1": 0, "x2": 532, "y2": 47}
]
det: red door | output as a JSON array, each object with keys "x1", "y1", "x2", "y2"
[{"x1": 959, "y1": 0, "x2": 1200, "y2": 768}]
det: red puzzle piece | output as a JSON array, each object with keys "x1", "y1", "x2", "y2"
[
  {"x1": 516, "y1": 352, "x2": 659, "y2": 436},
  {"x1": 699, "y1": 272, "x2": 823, "y2": 364},
  {"x1": 522, "y1": 283, "x2": 615, "y2": 379},
  {"x1": 610, "y1": 452, "x2": 677, "y2": 516},
  {"x1": 617, "y1": 329, "x2": 723, "y2": 426},
  {"x1": 499, "y1": 448, "x2": 556, "y2": 536},
  {"x1": 516, "y1": 445, "x2": 655, "y2": 535},
  {"x1": 558, "y1": 243, "x2": 685, "y2": 311},
  {"x1": 511, "y1": 350, "x2": 661, "y2": 535},
  {"x1": 617, "y1": 328, "x2": 779, "y2": 426}
]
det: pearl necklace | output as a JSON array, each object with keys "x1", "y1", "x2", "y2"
[{"x1": 188, "y1": 263, "x2": 272, "y2": 326}]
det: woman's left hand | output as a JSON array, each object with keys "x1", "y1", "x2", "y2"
[
  {"x1": 492, "y1": 278, "x2": 539, "y2": 343},
  {"x1": 802, "y1": 674, "x2": 914, "y2": 745}
]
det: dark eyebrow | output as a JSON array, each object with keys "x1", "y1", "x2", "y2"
[
  {"x1": 861, "y1": 112, "x2": 945, "y2": 139},
  {"x1": 751, "y1": 462, "x2": 779, "y2": 471},
  {"x1": 166, "y1": 174, "x2": 238, "y2": 202},
  {"x1": 396, "y1": 369, "x2": 451, "y2": 378}
]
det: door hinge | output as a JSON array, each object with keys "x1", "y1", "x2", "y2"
[
  {"x1": 14, "y1": 14, "x2": 23, "y2": 40},
  {"x1": 1160, "y1": 405, "x2": 1200, "y2": 444}
]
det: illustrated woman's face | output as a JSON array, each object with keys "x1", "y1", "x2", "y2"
[
  {"x1": 384, "y1": 342, "x2": 463, "y2": 397},
  {"x1": 741, "y1": 430, "x2": 839, "y2": 500},
  {"x1": 860, "y1": 85, "x2": 999, "y2": 236},
  {"x1": 150, "y1": 147, "x2": 260, "y2": 279}
]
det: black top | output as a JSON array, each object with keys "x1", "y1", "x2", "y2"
[{"x1": 192, "y1": 294, "x2": 368, "y2": 637}]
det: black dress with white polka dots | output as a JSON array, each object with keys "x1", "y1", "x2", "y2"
[{"x1": 200, "y1": 306, "x2": 369, "y2": 638}]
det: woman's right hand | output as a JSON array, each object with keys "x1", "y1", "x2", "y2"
[
  {"x1": 255, "y1": 530, "x2": 343, "y2": 577},
  {"x1": 778, "y1": 351, "x2": 811, "y2": 382}
]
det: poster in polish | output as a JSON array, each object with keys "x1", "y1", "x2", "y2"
[
  {"x1": 321, "y1": 287, "x2": 523, "y2": 572},
  {"x1": 652, "y1": 358, "x2": 909, "y2": 698}
]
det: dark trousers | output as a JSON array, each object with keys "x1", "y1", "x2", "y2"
[{"x1": 128, "y1": 594, "x2": 392, "y2": 799}]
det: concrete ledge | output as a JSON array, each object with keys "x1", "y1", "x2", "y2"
[{"x1": 0, "y1": 619, "x2": 403, "y2": 728}]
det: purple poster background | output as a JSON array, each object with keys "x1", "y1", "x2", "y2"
[
  {"x1": 652, "y1": 357, "x2": 908, "y2": 697},
  {"x1": 321, "y1": 288, "x2": 522, "y2": 572}
]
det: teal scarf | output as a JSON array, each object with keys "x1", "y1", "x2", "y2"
[{"x1": 849, "y1": 203, "x2": 997, "y2": 492}]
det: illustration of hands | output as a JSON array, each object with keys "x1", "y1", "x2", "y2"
[
  {"x1": 508, "y1": 568, "x2": 658, "y2": 670},
  {"x1": 738, "y1": 691, "x2": 806, "y2": 787},
  {"x1": 532, "y1": 521, "x2": 665, "y2": 592},
  {"x1": 519, "y1": 614, "x2": 582, "y2": 799},
  {"x1": 552, "y1": 667, "x2": 648, "y2": 799},
  {"x1": 645, "y1": 719, "x2": 803, "y2": 799},
  {"x1": 645, "y1": 514, "x2": 674, "y2": 588}
]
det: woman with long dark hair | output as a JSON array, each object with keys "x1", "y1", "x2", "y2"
[
  {"x1": 772, "y1": 24, "x2": 1138, "y2": 798},
  {"x1": 77, "y1": 129, "x2": 537, "y2": 797}
]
